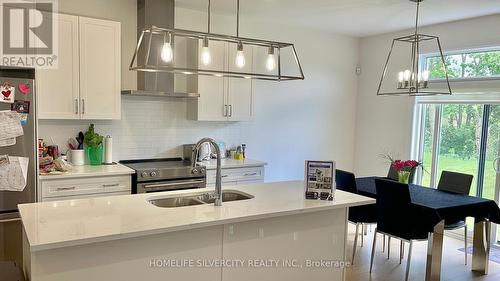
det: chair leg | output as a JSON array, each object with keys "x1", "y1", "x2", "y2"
[
  {"x1": 370, "y1": 229, "x2": 378, "y2": 273},
  {"x1": 464, "y1": 224, "x2": 468, "y2": 265},
  {"x1": 405, "y1": 241, "x2": 413, "y2": 281},
  {"x1": 352, "y1": 223, "x2": 359, "y2": 264},
  {"x1": 387, "y1": 237, "x2": 391, "y2": 259},
  {"x1": 400, "y1": 240, "x2": 404, "y2": 264},
  {"x1": 361, "y1": 224, "x2": 364, "y2": 247},
  {"x1": 382, "y1": 235, "x2": 386, "y2": 253}
]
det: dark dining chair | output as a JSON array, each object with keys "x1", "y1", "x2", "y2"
[
  {"x1": 370, "y1": 179, "x2": 429, "y2": 281},
  {"x1": 336, "y1": 169, "x2": 377, "y2": 264},
  {"x1": 437, "y1": 170, "x2": 474, "y2": 265}
]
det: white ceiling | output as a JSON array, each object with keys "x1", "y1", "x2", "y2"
[{"x1": 175, "y1": 0, "x2": 500, "y2": 37}]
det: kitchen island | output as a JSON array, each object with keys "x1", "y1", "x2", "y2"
[{"x1": 19, "y1": 181, "x2": 374, "y2": 281}]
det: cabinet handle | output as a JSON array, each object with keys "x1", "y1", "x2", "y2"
[
  {"x1": 221, "y1": 175, "x2": 229, "y2": 178},
  {"x1": 81, "y1": 99, "x2": 85, "y2": 114},
  {"x1": 75, "y1": 98, "x2": 79, "y2": 114},
  {"x1": 223, "y1": 105, "x2": 228, "y2": 117},
  {"x1": 56, "y1": 186, "x2": 76, "y2": 191},
  {"x1": 103, "y1": 183, "x2": 120, "y2": 188},
  {"x1": 244, "y1": 172, "x2": 258, "y2": 176},
  {"x1": 228, "y1": 105, "x2": 233, "y2": 117}
]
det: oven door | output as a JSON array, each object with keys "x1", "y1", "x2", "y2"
[{"x1": 136, "y1": 178, "x2": 206, "y2": 193}]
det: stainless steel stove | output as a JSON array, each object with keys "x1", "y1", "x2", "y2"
[{"x1": 120, "y1": 158, "x2": 206, "y2": 193}]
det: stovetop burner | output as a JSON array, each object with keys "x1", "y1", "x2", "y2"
[{"x1": 120, "y1": 158, "x2": 205, "y2": 182}]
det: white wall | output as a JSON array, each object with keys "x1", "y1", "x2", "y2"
[
  {"x1": 38, "y1": 4, "x2": 360, "y2": 182},
  {"x1": 354, "y1": 14, "x2": 500, "y2": 177}
]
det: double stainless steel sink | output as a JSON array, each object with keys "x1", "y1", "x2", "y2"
[{"x1": 148, "y1": 190, "x2": 254, "y2": 208}]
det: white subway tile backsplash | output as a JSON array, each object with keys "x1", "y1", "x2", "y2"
[{"x1": 38, "y1": 98, "x2": 244, "y2": 161}]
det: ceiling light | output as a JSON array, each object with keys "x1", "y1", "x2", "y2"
[
  {"x1": 235, "y1": 42, "x2": 245, "y2": 68},
  {"x1": 377, "y1": 0, "x2": 452, "y2": 96},
  {"x1": 129, "y1": 0, "x2": 304, "y2": 81},
  {"x1": 201, "y1": 38, "x2": 211, "y2": 66},
  {"x1": 160, "y1": 33, "x2": 173, "y2": 63},
  {"x1": 266, "y1": 46, "x2": 276, "y2": 71},
  {"x1": 200, "y1": 1, "x2": 211, "y2": 66}
]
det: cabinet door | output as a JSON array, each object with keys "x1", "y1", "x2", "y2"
[
  {"x1": 196, "y1": 40, "x2": 228, "y2": 121},
  {"x1": 37, "y1": 14, "x2": 80, "y2": 119},
  {"x1": 227, "y1": 45, "x2": 254, "y2": 121},
  {"x1": 79, "y1": 17, "x2": 121, "y2": 120}
]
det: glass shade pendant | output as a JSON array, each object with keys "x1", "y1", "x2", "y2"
[
  {"x1": 377, "y1": 0, "x2": 452, "y2": 96},
  {"x1": 235, "y1": 42, "x2": 245, "y2": 68},
  {"x1": 266, "y1": 46, "x2": 276, "y2": 71},
  {"x1": 201, "y1": 38, "x2": 211, "y2": 66},
  {"x1": 161, "y1": 33, "x2": 173, "y2": 63}
]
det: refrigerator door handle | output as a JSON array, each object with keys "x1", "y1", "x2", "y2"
[{"x1": 0, "y1": 218, "x2": 21, "y2": 223}]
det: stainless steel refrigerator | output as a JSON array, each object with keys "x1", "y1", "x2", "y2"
[{"x1": 0, "y1": 67, "x2": 37, "y2": 265}]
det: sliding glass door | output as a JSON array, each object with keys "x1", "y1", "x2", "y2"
[
  {"x1": 483, "y1": 105, "x2": 500, "y2": 243},
  {"x1": 415, "y1": 103, "x2": 500, "y2": 244}
]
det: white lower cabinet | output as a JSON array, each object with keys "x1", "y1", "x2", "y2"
[
  {"x1": 25, "y1": 210, "x2": 347, "y2": 281},
  {"x1": 222, "y1": 210, "x2": 347, "y2": 281},
  {"x1": 206, "y1": 166, "x2": 265, "y2": 187},
  {"x1": 39, "y1": 175, "x2": 131, "y2": 202}
]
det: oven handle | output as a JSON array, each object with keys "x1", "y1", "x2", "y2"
[{"x1": 143, "y1": 180, "x2": 205, "y2": 190}]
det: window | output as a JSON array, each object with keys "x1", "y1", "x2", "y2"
[
  {"x1": 424, "y1": 48, "x2": 500, "y2": 80},
  {"x1": 415, "y1": 103, "x2": 500, "y2": 245}
]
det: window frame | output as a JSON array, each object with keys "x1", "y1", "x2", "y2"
[{"x1": 422, "y1": 46, "x2": 500, "y2": 83}]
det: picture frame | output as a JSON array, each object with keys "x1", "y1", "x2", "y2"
[{"x1": 304, "y1": 160, "x2": 336, "y2": 200}]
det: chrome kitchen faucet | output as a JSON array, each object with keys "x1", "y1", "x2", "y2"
[{"x1": 192, "y1": 138, "x2": 222, "y2": 206}]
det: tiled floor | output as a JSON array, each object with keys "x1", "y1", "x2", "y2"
[{"x1": 346, "y1": 224, "x2": 500, "y2": 281}]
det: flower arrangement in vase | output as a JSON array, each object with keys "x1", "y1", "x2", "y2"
[{"x1": 391, "y1": 159, "x2": 421, "y2": 184}]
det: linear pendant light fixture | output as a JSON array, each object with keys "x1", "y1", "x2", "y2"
[
  {"x1": 129, "y1": 0, "x2": 305, "y2": 81},
  {"x1": 377, "y1": 0, "x2": 452, "y2": 96}
]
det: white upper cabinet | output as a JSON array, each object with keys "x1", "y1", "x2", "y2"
[
  {"x1": 188, "y1": 42, "x2": 254, "y2": 121},
  {"x1": 37, "y1": 14, "x2": 121, "y2": 120},
  {"x1": 37, "y1": 13, "x2": 80, "y2": 119},
  {"x1": 79, "y1": 17, "x2": 121, "y2": 120}
]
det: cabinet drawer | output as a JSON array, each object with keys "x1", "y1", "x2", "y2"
[
  {"x1": 41, "y1": 175, "x2": 131, "y2": 199},
  {"x1": 207, "y1": 167, "x2": 264, "y2": 185}
]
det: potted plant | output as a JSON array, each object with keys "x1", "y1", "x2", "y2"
[
  {"x1": 391, "y1": 159, "x2": 421, "y2": 184},
  {"x1": 84, "y1": 124, "x2": 104, "y2": 166}
]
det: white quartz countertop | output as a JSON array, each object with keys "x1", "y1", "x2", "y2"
[
  {"x1": 19, "y1": 181, "x2": 374, "y2": 252},
  {"x1": 198, "y1": 158, "x2": 267, "y2": 170},
  {"x1": 39, "y1": 163, "x2": 135, "y2": 180}
]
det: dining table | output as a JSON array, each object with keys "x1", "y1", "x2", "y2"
[{"x1": 355, "y1": 177, "x2": 500, "y2": 281}]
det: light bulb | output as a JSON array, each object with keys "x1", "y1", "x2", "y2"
[
  {"x1": 398, "y1": 72, "x2": 404, "y2": 83},
  {"x1": 403, "y1": 70, "x2": 411, "y2": 82},
  {"x1": 161, "y1": 42, "x2": 173, "y2": 63},
  {"x1": 201, "y1": 38, "x2": 211, "y2": 66},
  {"x1": 266, "y1": 46, "x2": 275, "y2": 71},
  {"x1": 235, "y1": 42, "x2": 245, "y2": 68}
]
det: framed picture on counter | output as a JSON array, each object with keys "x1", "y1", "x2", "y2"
[{"x1": 304, "y1": 160, "x2": 335, "y2": 200}]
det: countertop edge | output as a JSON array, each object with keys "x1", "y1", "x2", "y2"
[
  {"x1": 25, "y1": 197, "x2": 374, "y2": 252},
  {"x1": 39, "y1": 165, "x2": 135, "y2": 180}
]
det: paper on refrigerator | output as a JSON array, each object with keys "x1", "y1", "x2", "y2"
[
  {"x1": 0, "y1": 110, "x2": 23, "y2": 147},
  {"x1": 0, "y1": 156, "x2": 29, "y2": 192}
]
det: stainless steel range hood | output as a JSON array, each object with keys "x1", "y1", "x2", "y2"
[{"x1": 122, "y1": 0, "x2": 199, "y2": 98}]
